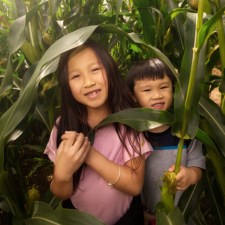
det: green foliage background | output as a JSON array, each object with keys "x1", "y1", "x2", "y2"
[{"x1": 0, "y1": 0, "x2": 225, "y2": 225}]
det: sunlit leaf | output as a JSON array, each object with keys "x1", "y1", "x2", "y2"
[
  {"x1": 198, "y1": 6, "x2": 225, "y2": 48},
  {"x1": 93, "y1": 108, "x2": 174, "y2": 132},
  {"x1": 0, "y1": 25, "x2": 98, "y2": 174},
  {"x1": 25, "y1": 201, "x2": 105, "y2": 225},
  {"x1": 155, "y1": 207, "x2": 186, "y2": 225},
  {"x1": 0, "y1": 24, "x2": 176, "y2": 174}
]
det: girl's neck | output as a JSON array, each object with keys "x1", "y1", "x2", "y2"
[
  {"x1": 87, "y1": 107, "x2": 111, "y2": 128},
  {"x1": 149, "y1": 124, "x2": 170, "y2": 133}
]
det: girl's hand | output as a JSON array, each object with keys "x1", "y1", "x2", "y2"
[
  {"x1": 54, "y1": 131, "x2": 91, "y2": 182},
  {"x1": 50, "y1": 132, "x2": 90, "y2": 200},
  {"x1": 168, "y1": 164, "x2": 202, "y2": 191}
]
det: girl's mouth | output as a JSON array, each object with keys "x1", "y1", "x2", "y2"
[{"x1": 85, "y1": 89, "x2": 101, "y2": 98}]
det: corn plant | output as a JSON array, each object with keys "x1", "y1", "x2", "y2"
[{"x1": 0, "y1": 0, "x2": 225, "y2": 225}]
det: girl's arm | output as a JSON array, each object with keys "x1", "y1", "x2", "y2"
[
  {"x1": 50, "y1": 132, "x2": 91, "y2": 199},
  {"x1": 85, "y1": 148, "x2": 145, "y2": 196}
]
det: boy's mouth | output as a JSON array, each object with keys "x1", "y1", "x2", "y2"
[{"x1": 151, "y1": 102, "x2": 165, "y2": 109}]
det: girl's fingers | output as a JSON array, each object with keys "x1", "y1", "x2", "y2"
[
  {"x1": 57, "y1": 132, "x2": 90, "y2": 171},
  {"x1": 76, "y1": 139, "x2": 91, "y2": 162},
  {"x1": 72, "y1": 136, "x2": 90, "y2": 159},
  {"x1": 56, "y1": 136, "x2": 91, "y2": 175},
  {"x1": 72, "y1": 133, "x2": 87, "y2": 150},
  {"x1": 61, "y1": 131, "x2": 77, "y2": 139},
  {"x1": 61, "y1": 131, "x2": 78, "y2": 146}
]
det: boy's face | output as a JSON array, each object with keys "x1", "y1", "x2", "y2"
[{"x1": 133, "y1": 75, "x2": 173, "y2": 110}]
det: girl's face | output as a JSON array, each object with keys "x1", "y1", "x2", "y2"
[
  {"x1": 133, "y1": 75, "x2": 173, "y2": 110},
  {"x1": 67, "y1": 47, "x2": 109, "y2": 112}
]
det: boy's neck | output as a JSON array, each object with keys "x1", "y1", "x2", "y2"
[{"x1": 149, "y1": 124, "x2": 170, "y2": 133}]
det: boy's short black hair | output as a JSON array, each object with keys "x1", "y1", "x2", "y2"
[{"x1": 126, "y1": 58, "x2": 176, "y2": 95}]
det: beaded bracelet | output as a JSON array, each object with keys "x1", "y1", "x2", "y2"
[{"x1": 107, "y1": 166, "x2": 121, "y2": 187}]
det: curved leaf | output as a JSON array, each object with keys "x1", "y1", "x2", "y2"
[
  {"x1": 133, "y1": 0, "x2": 156, "y2": 45},
  {"x1": 173, "y1": 12, "x2": 207, "y2": 139},
  {"x1": 93, "y1": 108, "x2": 174, "y2": 132},
  {"x1": 178, "y1": 181, "x2": 205, "y2": 221},
  {"x1": 155, "y1": 207, "x2": 186, "y2": 225},
  {"x1": 0, "y1": 170, "x2": 25, "y2": 219},
  {"x1": 7, "y1": 15, "x2": 26, "y2": 55},
  {"x1": 25, "y1": 201, "x2": 105, "y2": 225},
  {"x1": 0, "y1": 24, "x2": 177, "y2": 174},
  {"x1": 0, "y1": 25, "x2": 99, "y2": 174},
  {"x1": 173, "y1": 12, "x2": 197, "y2": 139},
  {"x1": 199, "y1": 95, "x2": 225, "y2": 155},
  {"x1": 198, "y1": 6, "x2": 225, "y2": 48},
  {"x1": 204, "y1": 164, "x2": 225, "y2": 225},
  {"x1": 8, "y1": 0, "x2": 48, "y2": 55}
]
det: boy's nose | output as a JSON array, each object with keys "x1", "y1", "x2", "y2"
[{"x1": 152, "y1": 91, "x2": 163, "y2": 99}]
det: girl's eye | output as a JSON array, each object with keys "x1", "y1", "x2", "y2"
[
  {"x1": 91, "y1": 67, "x2": 101, "y2": 73},
  {"x1": 143, "y1": 89, "x2": 151, "y2": 92},
  {"x1": 71, "y1": 74, "x2": 80, "y2": 79},
  {"x1": 161, "y1": 86, "x2": 168, "y2": 89}
]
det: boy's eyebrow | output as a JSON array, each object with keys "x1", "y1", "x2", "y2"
[{"x1": 159, "y1": 81, "x2": 171, "y2": 85}]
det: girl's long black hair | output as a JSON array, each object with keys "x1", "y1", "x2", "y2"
[{"x1": 56, "y1": 40, "x2": 143, "y2": 189}]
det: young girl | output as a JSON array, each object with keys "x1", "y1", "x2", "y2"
[{"x1": 44, "y1": 40, "x2": 152, "y2": 225}]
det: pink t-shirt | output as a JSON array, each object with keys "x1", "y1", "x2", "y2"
[{"x1": 45, "y1": 124, "x2": 152, "y2": 225}]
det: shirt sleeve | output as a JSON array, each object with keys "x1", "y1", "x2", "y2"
[
  {"x1": 187, "y1": 139, "x2": 206, "y2": 169},
  {"x1": 44, "y1": 125, "x2": 58, "y2": 163},
  {"x1": 123, "y1": 132, "x2": 153, "y2": 163}
]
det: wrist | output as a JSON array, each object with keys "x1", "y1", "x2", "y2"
[
  {"x1": 188, "y1": 167, "x2": 202, "y2": 185},
  {"x1": 85, "y1": 147, "x2": 96, "y2": 165},
  {"x1": 53, "y1": 169, "x2": 73, "y2": 183}
]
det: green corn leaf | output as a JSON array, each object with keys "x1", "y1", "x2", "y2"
[
  {"x1": 24, "y1": 201, "x2": 105, "y2": 225},
  {"x1": 198, "y1": 6, "x2": 225, "y2": 49},
  {"x1": 0, "y1": 24, "x2": 173, "y2": 175},
  {"x1": 93, "y1": 108, "x2": 174, "y2": 132},
  {"x1": 178, "y1": 180, "x2": 205, "y2": 221},
  {"x1": 155, "y1": 206, "x2": 187, "y2": 225},
  {"x1": 199, "y1": 95, "x2": 225, "y2": 154}
]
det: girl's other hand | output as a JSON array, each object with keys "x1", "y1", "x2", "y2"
[{"x1": 54, "y1": 131, "x2": 91, "y2": 181}]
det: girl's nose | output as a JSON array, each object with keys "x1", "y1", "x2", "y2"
[{"x1": 84, "y1": 78, "x2": 96, "y2": 88}]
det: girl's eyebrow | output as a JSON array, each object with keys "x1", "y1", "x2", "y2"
[{"x1": 68, "y1": 69, "x2": 79, "y2": 75}]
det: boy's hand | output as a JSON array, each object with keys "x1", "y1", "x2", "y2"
[{"x1": 168, "y1": 164, "x2": 202, "y2": 191}]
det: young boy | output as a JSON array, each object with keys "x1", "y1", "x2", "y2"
[{"x1": 126, "y1": 58, "x2": 206, "y2": 225}]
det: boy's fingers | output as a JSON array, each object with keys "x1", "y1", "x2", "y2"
[{"x1": 168, "y1": 164, "x2": 175, "y2": 172}]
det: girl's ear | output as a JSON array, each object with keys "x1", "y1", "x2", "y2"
[
  {"x1": 132, "y1": 95, "x2": 137, "y2": 102},
  {"x1": 128, "y1": 90, "x2": 137, "y2": 102}
]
